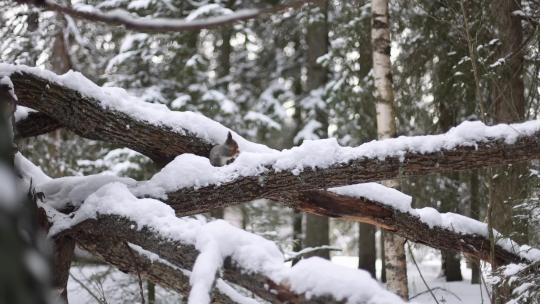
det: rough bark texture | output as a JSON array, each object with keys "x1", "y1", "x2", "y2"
[
  {"x1": 51, "y1": 235, "x2": 75, "y2": 302},
  {"x1": 372, "y1": 0, "x2": 406, "y2": 296},
  {"x1": 297, "y1": 190, "x2": 525, "y2": 265},
  {"x1": 164, "y1": 133, "x2": 540, "y2": 217},
  {"x1": 469, "y1": 170, "x2": 481, "y2": 284},
  {"x1": 442, "y1": 251, "x2": 463, "y2": 282},
  {"x1": 15, "y1": 112, "x2": 61, "y2": 139},
  {"x1": 9, "y1": 71, "x2": 213, "y2": 165},
  {"x1": 64, "y1": 215, "x2": 349, "y2": 304},
  {"x1": 49, "y1": 17, "x2": 77, "y2": 303}
]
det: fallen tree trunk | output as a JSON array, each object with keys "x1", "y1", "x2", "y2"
[
  {"x1": 9, "y1": 71, "x2": 213, "y2": 165},
  {"x1": 64, "y1": 215, "x2": 385, "y2": 304},
  {"x1": 9, "y1": 67, "x2": 540, "y2": 270},
  {"x1": 163, "y1": 133, "x2": 540, "y2": 216}
]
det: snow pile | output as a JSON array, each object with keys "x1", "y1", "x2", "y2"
[
  {"x1": 47, "y1": 182, "x2": 403, "y2": 304},
  {"x1": 37, "y1": 174, "x2": 137, "y2": 210},
  {"x1": 331, "y1": 183, "x2": 413, "y2": 212}
]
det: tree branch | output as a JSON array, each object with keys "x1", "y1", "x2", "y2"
[
  {"x1": 297, "y1": 190, "x2": 527, "y2": 265},
  {"x1": 20, "y1": 0, "x2": 318, "y2": 33},
  {"x1": 15, "y1": 111, "x2": 61, "y2": 138}
]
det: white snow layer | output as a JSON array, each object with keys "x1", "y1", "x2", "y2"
[{"x1": 46, "y1": 182, "x2": 403, "y2": 304}]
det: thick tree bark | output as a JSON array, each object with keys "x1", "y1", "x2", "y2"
[
  {"x1": 292, "y1": 210, "x2": 303, "y2": 265},
  {"x1": 9, "y1": 72, "x2": 213, "y2": 165},
  {"x1": 371, "y1": 0, "x2": 407, "y2": 297},
  {"x1": 15, "y1": 112, "x2": 61, "y2": 139},
  {"x1": 8, "y1": 68, "x2": 540, "y2": 262},
  {"x1": 469, "y1": 170, "x2": 481, "y2": 284},
  {"x1": 64, "y1": 215, "x2": 352, "y2": 304},
  {"x1": 49, "y1": 15, "x2": 77, "y2": 302},
  {"x1": 442, "y1": 251, "x2": 463, "y2": 282},
  {"x1": 303, "y1": 0, "x2": 330, "y2": 260},
  {"x1": 162, "y1": 132, "x2": 540, "y2": 217}
]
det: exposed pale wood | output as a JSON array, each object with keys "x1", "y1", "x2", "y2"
[{"x1": 296, "y1": 190, "x2": 524, "y2": 265}]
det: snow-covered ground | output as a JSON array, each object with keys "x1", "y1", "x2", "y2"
[
  {"x1": 333, "y1": 254, "x2": 490, "y2": 304},
  {"x1": 68, "y1": 250, "x2": 490, "y2": 303}
]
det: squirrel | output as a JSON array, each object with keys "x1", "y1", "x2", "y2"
[{"x1": 209, "y1": 131, "x2": 239, "y2": 167}]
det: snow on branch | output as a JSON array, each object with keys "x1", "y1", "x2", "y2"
[
  {"x1": 302, "y1": 183, "x2": 540, "y2": 265},
  {"x1": 48, "y1": 182, "x2": 403, "y2": 304},
  {"x1": 2, "y1": 64, "x2": 272, "y2": 165},
  {"x1": 139, "y1": 119, "x2": 540, "y2": 217},
  {"x1": 20, "y1": 0, "x2": 318, "y2": 33}
]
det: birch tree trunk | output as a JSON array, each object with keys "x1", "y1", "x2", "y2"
[{"x1": 371, "y1": 0, "x2": 408, "y2": 298}]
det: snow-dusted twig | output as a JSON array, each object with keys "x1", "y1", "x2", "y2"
[
  {"x1": 406, "y1": 241, "x2": 440, "y2": 304},
  {"x1": 20, "y1": 0, "x2": 318, "y2": 33},
  {"x1": 284, "y1": 245, "x2": 342, "y2": 262}
]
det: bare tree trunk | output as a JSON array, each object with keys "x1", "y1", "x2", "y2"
[
  {"x1": 212, "y1": 0, "x2": 235, "y2": 222},
  {"x1": 469, "y1": 170, "x2": 481, "y2": 284},
  {"x1": 371, "y1": 0, "x2": 408, "y2": 298},
  {"x1": 358, "y1": 223, "x2": 376, "y2": 277},
  {"x1": 489, "y1": 0, "x2": 528, "y2": 244},
  {"x1": 303, "y1": 0, "x2": 330, "y2": 259},
  {"x1": 292, "y1": 210, "x2": 303, "y2": 265}
]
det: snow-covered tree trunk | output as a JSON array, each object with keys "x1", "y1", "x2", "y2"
[
  {"x1": 371, "y1": 0, "x2": 408, "y2": 299},
  {"x1": 303, "y1": 0, "x2": 330, "y2": 260}
]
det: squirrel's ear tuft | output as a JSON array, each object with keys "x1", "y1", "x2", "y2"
[{"x1": 225, "y1": 131, "x2": 238, "y2": 147}]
